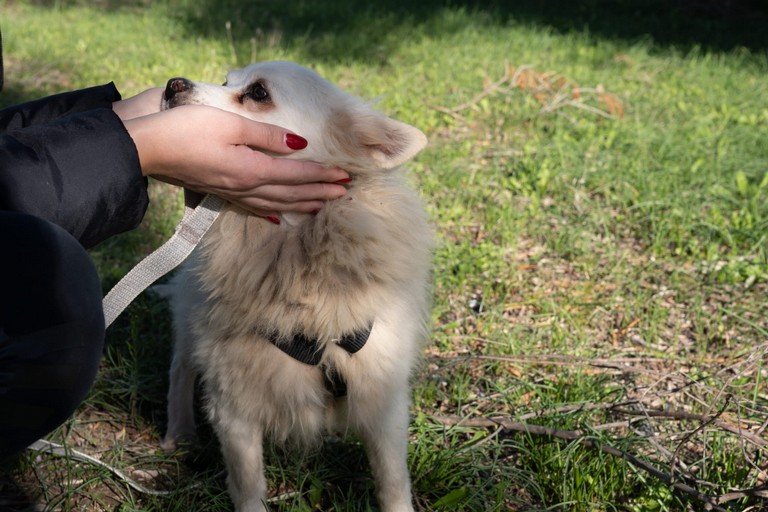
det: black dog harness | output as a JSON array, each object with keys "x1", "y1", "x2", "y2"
[{"x1": 266, "y1": 324, "x2": 372, "y2": 397}]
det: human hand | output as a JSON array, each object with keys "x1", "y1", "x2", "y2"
[{"x1": 121, "y1": 104, "x2": 349, "y2": 217}]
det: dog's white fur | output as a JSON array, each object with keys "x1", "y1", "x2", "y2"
[{"x1": 160, "y1": 61, "x2": 432, "y2": 512}]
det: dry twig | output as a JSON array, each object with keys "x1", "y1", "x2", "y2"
[
  {"x1": 429, "y1": 413, "x2": 764, "y2": 512},
  {"x1": 430, "y1": 62, "x2": 624, "y2": 122}
]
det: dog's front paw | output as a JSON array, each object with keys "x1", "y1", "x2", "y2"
[
  {"x1": 160, "y1": 432, "x2": 197, "y2": 453},
  {"x1": 233, "y1": 496, "x2": 268, "y2": 512}
]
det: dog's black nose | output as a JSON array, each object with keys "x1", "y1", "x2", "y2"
[{"x1": 164, "y1": 77, "x2": 192, "y2": 101}]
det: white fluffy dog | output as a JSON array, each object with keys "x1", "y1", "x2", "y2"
[{"x1": 159, "y1": 61, "x2": 432, "y2": 512}]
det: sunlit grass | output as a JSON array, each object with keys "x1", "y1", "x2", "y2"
[{"x1": 3, "y1": 1, "x2": 767, "y2": 510}]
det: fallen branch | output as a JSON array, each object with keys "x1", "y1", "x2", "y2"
[
  {"x1": 430, "y1": 414, "x2": 757, "y2": 512},
  {"x1": 714, "y1": 485, "x2": 768, "y2": 505},
  {"x1": 668, "y1": 396, "x2": 731, "y2": 481},
  {"x1": 511, "y1": 399, "x2": 767, "y2": 454},
  {"x1": 611, "y1": 407, "x2": 768, "y2": 449},
  {"x1": 515, "y1": 400, "x2": 639, "y2": 421}
]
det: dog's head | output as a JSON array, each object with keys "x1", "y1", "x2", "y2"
[{"x1": 162, "y1": 61, "x2": 427, "y2": 173}]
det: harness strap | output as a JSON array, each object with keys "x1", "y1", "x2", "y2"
[
  {"x1": 267, "y1": 324, "x2": 373, "y2": 366},
  {"x1": 336, "y1": 326, "x2": 370, "y2": 354},
  {"x1": 267, "y1": 323, "x2": 373, "y2": 397},
  {"x1": 102, "y1": 191, "x2": 224, "y2": 326},
  {"x1": 270, "y1": 331, "x2": 326, "y2": 366}
]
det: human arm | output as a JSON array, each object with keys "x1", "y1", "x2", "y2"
[
  {"x1": 0, "y1": 85, "x2": 149, "y2": 249},
  {"x1": 0, "y1": 111, "x2": 149, "y2": 249},
  {"x1": 0, "y1": 83, "x2": 127, "y2": 131},
  {"x1": 114, "y1": 89, "x2": 349, "y2": 217}
]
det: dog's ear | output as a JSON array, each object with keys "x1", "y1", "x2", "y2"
[
  {"x1": 331, "y1": 108, "x2": 428, "y2": 169},
  {"x1": 357, "y1": 113, "x2": 428, "y2": 169}
]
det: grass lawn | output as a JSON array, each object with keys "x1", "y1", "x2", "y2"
[{"x1": 2, "y1": 1, "x2": 768, "y2": 510}]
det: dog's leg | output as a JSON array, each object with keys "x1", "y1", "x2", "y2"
[
  {"x1": 161, "y1": 347, "x2": 197, "y2": 451},
  {"x1": 358, "y1": 388, "x2": 415, "y2": 512},
  {"x1": 215, "y1": 415, "x2": 269, "y2": 512}
]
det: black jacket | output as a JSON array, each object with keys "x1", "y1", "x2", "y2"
[{"x1": 0, "y1": 83, "x2": 149, "y2": 249}]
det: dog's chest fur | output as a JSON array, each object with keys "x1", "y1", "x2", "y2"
[
  {"x1": 194, "y1": 174, "x2": 428, "y2": 335},
  {"x1": 179, "y1": 173, "x2": 431, "y2": 444}
]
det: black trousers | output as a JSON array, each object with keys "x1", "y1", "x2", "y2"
[{"x1": 0, "y1": 211, "x2": 105, "y2": 463}]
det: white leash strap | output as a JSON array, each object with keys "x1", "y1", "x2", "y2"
[
  {"x1": 27, "y1": 439, "x2": 188, "y2": 496},
  {"x1": 28, "y1": 437, "x2": 295, "y2": 500},
  {"x1": 102, "y1": 192, "x2": 225, "y2": 327}
]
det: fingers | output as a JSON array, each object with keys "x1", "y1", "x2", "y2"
[
  {"x1": 241, "y1": 201, "x2": 321, "y2": 218},
  {"x1": 258, "y1": 157, "x2": 349, "y2": 186},
  {"x1": 221, "y1": 144, "x2": 349, "y2": 188},
  {"x1": 224, "y1": 197, "x2": 325, "y2": 218},
  {"x1": 223, "y1": 132, "x2": 350, "y2": 214},
  {"x1": 222, "y1": 182, "x2": 348, "y2": 211},
  {"x1": 183, "y1": 183, "x2": 330, "y2": 217}
]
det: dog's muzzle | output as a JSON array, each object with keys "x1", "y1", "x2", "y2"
[{"x1": 164, "y1": 77, "x2": 193, "y2": 103}]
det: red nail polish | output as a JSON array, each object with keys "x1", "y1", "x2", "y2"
[
  {"x1": 310, "y1": 208, "x2": 321, "y2": 216},
  {"x1": 336, "y1": 177, "x2": 352, "y2": 184},
  {"x1": 266, "y1": 215, "x2": 281, "y2": 225},
  {"x1": 285, "y1": 133, "x2": 308, "y2": 150}
]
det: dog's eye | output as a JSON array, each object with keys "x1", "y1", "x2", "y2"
[{"x1": 245, "y1": 82, "x2": 270, "y2": 102}]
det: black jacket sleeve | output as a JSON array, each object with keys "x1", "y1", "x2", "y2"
[
  {"x1": 0, "y1": 83, "x2": 129, "y2": 131},
  {"x1": 0, "y1": 84, "x2": 149, "y2": 249}
]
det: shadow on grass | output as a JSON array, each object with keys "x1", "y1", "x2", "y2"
[
  {"x1": 176, "y1": 0, "x2": 768, "y2": 61},
  {"x1": 10, "y1": 1, "x2": 766, "y2": 74}
]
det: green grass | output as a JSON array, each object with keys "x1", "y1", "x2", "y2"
[{"x1": 3, "y1": 1, "x2": 768, "y2": 511}]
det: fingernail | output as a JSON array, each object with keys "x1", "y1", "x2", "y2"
[
  {"x1": 336, "y1": 177, "x2": 352, "y2": 184},
  {"x1": 266, "y1": 215, "x2": 281, "y2": 225},
  {"x1": 310, "y1": 208, "x2": 321, "y2": 216},
  {"x1": 285, "y1": 133, "x2": 308, "y2": 150}
]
